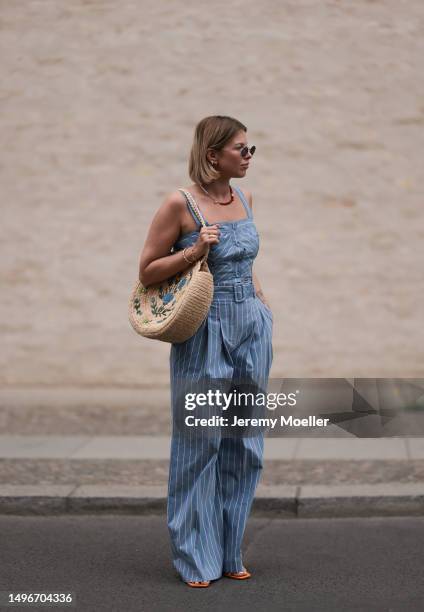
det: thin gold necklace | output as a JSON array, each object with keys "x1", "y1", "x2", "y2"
[{"x1": 198, "y1": 183, "x2": 234, "y2": 205}]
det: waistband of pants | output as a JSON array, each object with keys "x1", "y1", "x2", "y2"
[{"x1": 212, "y1": 279, "x2": 256, "y2": 303}]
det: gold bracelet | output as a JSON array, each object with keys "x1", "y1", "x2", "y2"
[{"x1": 182, "y1": 246, "x2": 196, "y2": 264}]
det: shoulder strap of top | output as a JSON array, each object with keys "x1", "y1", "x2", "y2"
[
  {"x1": 178, "y1": 189, "x2": 209, "y2": 227},
  {"x1": 233, "y1": 186, "x2": 252, "y2": 219}
]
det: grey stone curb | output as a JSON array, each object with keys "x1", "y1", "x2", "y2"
[{"x1": 0, "y1": 483, "x2": 423, "y2": 518}]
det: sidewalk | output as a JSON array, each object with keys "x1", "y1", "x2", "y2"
[{"x1": 0, "y1": 388, "x2": 423, "y2": 518}]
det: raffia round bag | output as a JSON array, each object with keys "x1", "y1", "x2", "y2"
[{"x1": 128, "y1": 188, "x2": 214, "y2": 344}]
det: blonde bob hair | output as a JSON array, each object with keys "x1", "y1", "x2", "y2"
[{"x1": 189, "y1": 115, "x2": 247, "y2": 185}]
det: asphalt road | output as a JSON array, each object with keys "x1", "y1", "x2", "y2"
[{"x1": 1, "y1": 515, "x2": 423, "y2": 612}]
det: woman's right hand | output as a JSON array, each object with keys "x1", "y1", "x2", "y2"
[
  {"x1": 191, "y1": 224, "x2": 221, "y2": 258},
  {"x1": 139, "y1": 191, "x2": 222, "y2": 286}
]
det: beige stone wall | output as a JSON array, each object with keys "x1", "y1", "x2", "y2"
[{"x1": 1, "y1": 0, "x2": 423, "y2": 387}]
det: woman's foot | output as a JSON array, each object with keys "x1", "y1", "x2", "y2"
[
  {"x1": 223, "y1": 566, "x2": 251, "y2": 580},
  {"x1": 185, "y1": 580, "x2": 210, "y2": 588}
]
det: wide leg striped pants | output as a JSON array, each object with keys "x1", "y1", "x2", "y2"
[{"x1": 167, "y1": 282, "x2": 273, "y2": 582}]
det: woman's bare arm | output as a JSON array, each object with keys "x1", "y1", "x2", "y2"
[
  {"x1": 252, "y1": 270, "x2": 271, "y2": 308},
  {"x1": 244, "y1": 189, "x2": 271, "y2": 309},
  {"x1": 138, "y1": 191, "x2": 219, "y2": 287}
]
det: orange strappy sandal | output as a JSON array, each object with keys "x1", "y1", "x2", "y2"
[
  {"x1": 223, "y1": 566, "x2": 251, "y2": 580},
  {"x1": 185, "y1": 580, "x2": 210, "y2": 588}
]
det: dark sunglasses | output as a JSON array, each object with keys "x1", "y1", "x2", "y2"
[{"x1": 240, "y1": 145, "x2": 256, "y2": 158}]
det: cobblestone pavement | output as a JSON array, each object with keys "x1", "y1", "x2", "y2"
[{"x1": 1, "y1": 458, "x2": 424, "y2": 487}]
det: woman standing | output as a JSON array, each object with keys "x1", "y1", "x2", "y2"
[{"x1": 138, "y1": 115, "x2": 273, "y2": 587}]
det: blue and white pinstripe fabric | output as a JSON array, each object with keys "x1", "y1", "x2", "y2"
[{"x1": 167, "y1": 185, "x2": 273, "y2": 582}]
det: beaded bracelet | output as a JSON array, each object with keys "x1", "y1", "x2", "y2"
[{"x1": 182, "y1": 246, "x2": 196, "y2": 264}]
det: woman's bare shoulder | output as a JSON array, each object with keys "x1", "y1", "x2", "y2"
[
  {"x1": 160, "y1": 188, "x2": 187, "y2": 212},
  {"x1": 148, "y1": 190, "x2": 186, "y2": 230},
  {"x1": 160, "y1": 184, "x2": 201, "y2": 217}
]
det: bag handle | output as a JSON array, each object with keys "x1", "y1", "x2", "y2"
[
  {"x1": 177, "y1": 188, "x2": 210, "y2": 264},
  {"x1": 178, "y1": 188, "x2": 208, "y2": 228}
]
